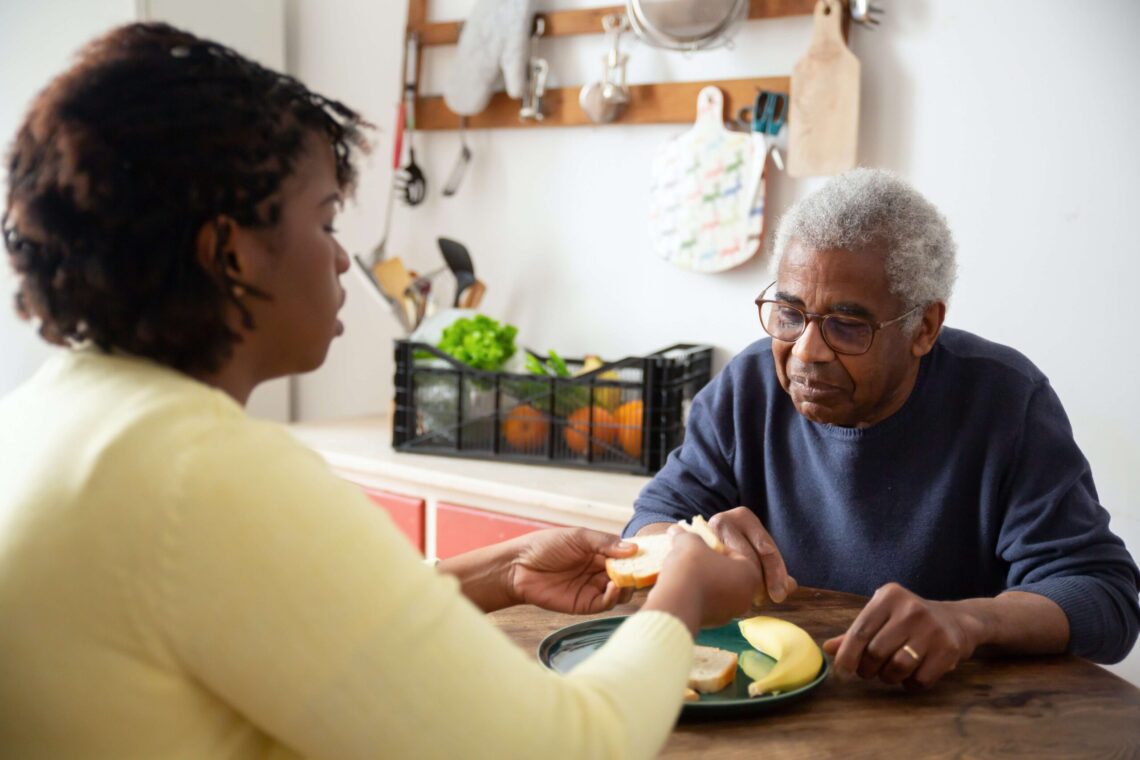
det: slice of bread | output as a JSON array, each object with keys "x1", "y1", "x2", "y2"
[
  {"x1": 688, "y1": 645, "x2": 738, "y2": 694},
  {"x1": 605, "y1": 533, "x2": 672, "y2": 589},
  {"x1": 605, "y1": 516, "x2": 726, "y2": 589},
  {"x1": 686, "y1": 515, "x2": 725, "y2": 553}
]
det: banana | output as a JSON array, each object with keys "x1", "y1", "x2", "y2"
[{"x1": 738, "y1": 616, "x2": 823, "y2": 696}]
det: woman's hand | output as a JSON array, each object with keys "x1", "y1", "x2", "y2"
[
  {"x1": 507, "y1": 528, "x2": 637, "y2": 614},
  {"x1": 822, "y1": 582, "x2": 985, "y2": 689},
  {"x1": 641, "y1": 532, "x2": 764, "y2": 636}
]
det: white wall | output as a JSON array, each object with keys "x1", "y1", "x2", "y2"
[
  {"x1": 0, "y1": 0, "x2": 291, "y2": 420},
  {"x1": 286, "y1": 0, "x2": 1140, "y2": 685},
  {"x1": 0, "y1": 0, "x2": 136, "y2": 391}
]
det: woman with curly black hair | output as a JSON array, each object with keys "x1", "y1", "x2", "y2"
[{"x1": 0, "y1": 23, "x2": 762, "y2": 758}]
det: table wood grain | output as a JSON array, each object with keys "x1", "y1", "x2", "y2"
[{"x1": 489, "y1": 587, "x2": 1140, "y2": 758}]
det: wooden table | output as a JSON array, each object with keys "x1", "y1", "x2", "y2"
[{"x1": 489, "y1": 587, "x2": 1140, "y2": 758}]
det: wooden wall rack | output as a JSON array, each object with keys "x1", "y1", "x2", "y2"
[{"x1": 406, "y1": 0, "x2": 849, "y2": 131}]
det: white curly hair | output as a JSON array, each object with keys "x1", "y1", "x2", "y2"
[{"x1": 771, "y1": 169, "x2": 958, "y2": 330}]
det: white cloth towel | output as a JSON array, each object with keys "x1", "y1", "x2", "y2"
[{"x1": 443, "y1": 0, "x2": 536, "y2": 115}]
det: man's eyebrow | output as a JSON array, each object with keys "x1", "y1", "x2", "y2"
[
  {"x1": 773, "y1": 290, "x2": 803, "y2": 305},
  {"x1": 773, "y1": 290, "x2": 875, "y2": 319},
  {"x1": 829, "y1": 301, "x2": 875, "y2": 319}
]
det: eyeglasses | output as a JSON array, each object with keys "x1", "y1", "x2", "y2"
[{"x1": 754, "y1": 282, "x2": 922, "y2": 356}]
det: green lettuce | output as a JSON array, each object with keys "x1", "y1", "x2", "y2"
[{"x1": 436, "y1": 314, "x2": 518, "y2": 371}]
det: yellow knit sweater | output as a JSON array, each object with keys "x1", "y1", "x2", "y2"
[{"x1": 0, "y1": 349, "x2": 692, "y2": 758}]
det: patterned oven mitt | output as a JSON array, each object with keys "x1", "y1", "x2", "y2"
[{"x1": 443, "y1": 0, "x2": 537, "y2": 115}]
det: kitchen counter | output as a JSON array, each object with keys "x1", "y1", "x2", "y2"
[{"x1": 288, "y1": 415, "x2": 648, "y2": 537}]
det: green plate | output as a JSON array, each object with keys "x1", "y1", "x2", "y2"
[{"x1": 537, "y1": 616, "x2": 829, "y2": 720}]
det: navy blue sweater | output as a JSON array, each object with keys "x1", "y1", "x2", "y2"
[{"x1": 628, "y1": 328, "x2": 1140, "y2": 663}]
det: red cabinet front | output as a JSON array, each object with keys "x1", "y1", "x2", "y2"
[
  {"x1": 435, "y1": 502, "x2": 562, "y2": 559},
  {"x1": 361, "y1": 487, "x2": 425, "y2": 554}
]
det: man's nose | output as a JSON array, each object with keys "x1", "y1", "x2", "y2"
[
  {"x1": 792, "y1": 318, "x2": 835, "y2": 363},
  {"x1": 334, "y1": 246, "x2": 350, "y2": 275}
]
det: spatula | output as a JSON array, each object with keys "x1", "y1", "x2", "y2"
[
  {"x1": 787, "y1": 0, "x2": 860, "y2": 177},
  {"x1": 456, "y1": 278, "x2": 486, "y2": 310},
  {"x1": 437, "y1": 237, "x2": 478, "y2": 308}
]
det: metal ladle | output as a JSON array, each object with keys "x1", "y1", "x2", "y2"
[
  {"x1": 442, "y1": 117, "x2": 472, "y2": 197},
  {"x1": 579, "y1": 14, "x2": 631, "y2": 125}
]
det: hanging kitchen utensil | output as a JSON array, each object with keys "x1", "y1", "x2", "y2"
[
  {"x1": 437, "y1": 237, "x2": 478, "y2": 307},
  {"x1": 352, "y1": 255, "x2": 413, "y2": 332},
  {"x1": 519, "y1": 18, "x2": 549, "y2": 122},
  {"x1": 626, "y1": 0, "x2": 748, "y2": 52},
  {"x1": 739, "y1": 90, "x2": 785, "y2": 252},
  {"x1": 362, "y1": 29, "x2": 416, "y2": 269},
  {"x1": 442, "y1": 117, "x2": 472, "y2": 197},
  {"x1": 748, "y1": 92, "x2": 787, "y2": 137},
  {"x1": 406, "y1": 265, "x2": 447, "y2": 325},
  {"x1": 850, "y1": 0, "x2": 885, "y2": 27},
  {"x1": 395, "y1": 32, "x2": 427, "y2": 205},
  {"x1": 648, "y1": 86, "x2": 766, "y2": 273},
  {"x1": 787, "y1": 0, "x2": 860, "y2": 177},
  {"x1": 456, "y1": 278, "x2": 487, "y2": 310},
  {"x1": 373, "y1": 257, "x2": 416, "y2": 309},
  {"x1": 403, "y1": 270, "x2": 437, "y2": 329},
  {"x1": 364, "y1": 101, "x2": 407, "y2": 267},
  {"x1": 579, "y1": 14, "x2": 631, "y2": 125},
  {"x1": 740, "y1": 89, "x2": 788, "y2": 171},
  {"x1": 443, "y1": 0, "x2": 537, "y2": 115}
]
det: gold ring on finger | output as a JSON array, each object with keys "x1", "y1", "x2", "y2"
[{"x1": 901, "y1": 644, "x2": 920, "y2": 661}]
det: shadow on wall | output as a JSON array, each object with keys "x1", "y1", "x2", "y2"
[{"x1": 850, "y1": 0, "x2": 931, "y2": 171}]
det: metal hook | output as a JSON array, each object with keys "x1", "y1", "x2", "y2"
[
  {"x1": 520, "y1": 17, "x2": 549, "y2": 122},
  {"x1": 850, "y1": 0, "x2": 885, "y2": 27}
]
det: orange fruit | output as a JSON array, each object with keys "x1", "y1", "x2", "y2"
[
  {"x1": 614, "y1": 399, "x2": 644, "y2": 459},
  {"x1": 503, "y1": 405, "x2": 549, "y2": 451},
  {"x1": 564, "y1": 405, "x2": 617, "y2": 456}
]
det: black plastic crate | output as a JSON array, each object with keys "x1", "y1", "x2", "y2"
[{"x1": 392, "y1": 341, "x2": 713, "y2": 475}]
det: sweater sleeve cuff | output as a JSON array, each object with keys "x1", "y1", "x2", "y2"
[
  {"x1": 605, "y1": 609, "x2": 694, "y2": 653},
  {"x1": 1008, "y1": 576, "x2": 1111, "y2": 660},
  {"x1": 623, "y1": 510, "x2": 676, "y2": 539}
]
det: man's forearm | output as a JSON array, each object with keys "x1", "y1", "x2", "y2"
[{"x1": 954, "y1": 591, "x2": 1070, "y2": 655}]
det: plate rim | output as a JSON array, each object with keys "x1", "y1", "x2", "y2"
[{"x1": 536, "y1": 614, "x2": 830, "y2": 717}]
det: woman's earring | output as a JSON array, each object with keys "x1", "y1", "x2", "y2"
[{"x1": 231, "y1": 284, "x2": 246, "y2": 298}]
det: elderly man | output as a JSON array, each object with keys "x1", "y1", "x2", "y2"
[{"x1": 627, "y1": 169, "x2": 1140, "y2": 689}]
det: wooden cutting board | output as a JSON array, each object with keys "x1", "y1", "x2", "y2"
[{"x1": 788, "y1": 0, "x2": 860, "y2": 177}]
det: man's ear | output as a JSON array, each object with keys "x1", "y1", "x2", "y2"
[{"x1": 911, "y1": 300, "x2": 946, "y2": 358}]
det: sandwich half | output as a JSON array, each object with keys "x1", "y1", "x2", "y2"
[{"x1": 687, "y1": 645, "x2": 739, "y2": 694}]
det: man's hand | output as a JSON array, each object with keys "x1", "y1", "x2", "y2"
[
  {"x1": 642, "y1": 532, "x2": 765, "y2": 636},
  {"x1": 507, "y1": 528, "x2": 637, "y2": 614},
  {"x1": 823, "y1": 582, "x2": 986, "y2": 689},
  {"x1": 705, "y1": 507, "x2": 797, "y2": 603}
]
